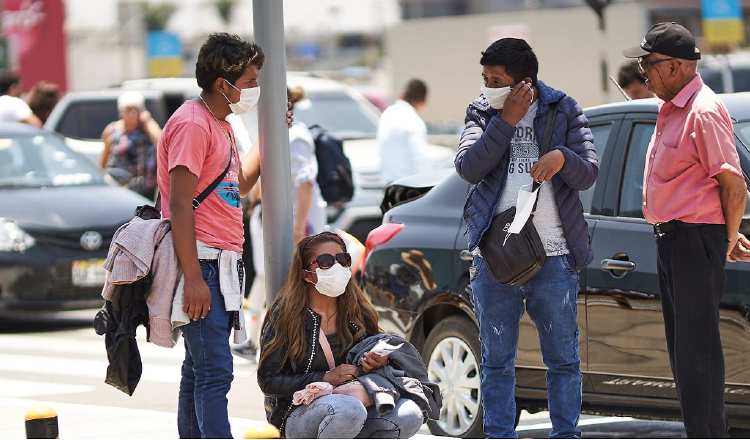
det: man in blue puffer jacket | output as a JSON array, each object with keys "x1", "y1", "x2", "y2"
[{"x1": 454, "y1": 38, "x2": 598, "y2": 439}]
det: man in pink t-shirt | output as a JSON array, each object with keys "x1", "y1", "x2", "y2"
[
  {"x1": 158, "y1": 33, "x2": 265, "y2": 439},
  {"x1": 624, "y1": 23, "x2": 749, "y2": 437}
]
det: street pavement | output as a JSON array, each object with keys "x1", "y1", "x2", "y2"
[{"x1": 0, "y1": 315, "x2": 687, "y2": 439}]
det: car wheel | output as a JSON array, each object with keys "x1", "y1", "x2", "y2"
[{"x1": 423, "y1": 315, "x2": 484, "y2": 438}]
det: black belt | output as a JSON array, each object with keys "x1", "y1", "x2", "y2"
[{"x1": 653, "y1": 220, "x2": 709, "y2": 238}]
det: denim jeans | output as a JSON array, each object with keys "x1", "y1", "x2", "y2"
[
  {"x1": 285, "y1": 394, "x2": 424, "y2": 439},
  {"x1": 177, "y1": 260, "x2": 234, "y2": 439},
  {"x1": 471, "y1": 255, "x2": 582, "y2": 439}
]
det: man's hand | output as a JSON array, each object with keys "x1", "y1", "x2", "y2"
[
  {"x1": 323, "y1": 364, "x2": 359, "y2": 386},
  {"x1": 287, "y1": 101, "x2": 294, "y2": 128},
  {"x1": 361, "y1": 352, "x2": 388, "y2": 373},
  {"x1": 531, "y1": 150, "x2": 565, "y2": 183},
  {"x1": 183, "y1": 274, "x2": 211, "y2": 321},
  {"x1": 139, "y1": 110, "x2": 153, "y2": 125},
  {"x1": 501, "y1": 79, "x2": 533, "y2": 126},
  {"x1": 729, "y1": 232, "x2": 750, "y2": 262}
]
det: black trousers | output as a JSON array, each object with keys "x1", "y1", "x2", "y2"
[{"x1": 656, "y1": 222, "x2": 728, "y2": 438}]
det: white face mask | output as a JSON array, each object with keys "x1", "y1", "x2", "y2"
[
  {"x1": 222, "y1": 79, "x2": 260, "y2": 114},
  {"x1": 313, "y1": 263, "x2": 352, "y2": 298},
  {"x1": 481, "y1": 85, "x2": 512, "y2": 109}
]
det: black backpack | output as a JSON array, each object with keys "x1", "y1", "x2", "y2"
[{"x1": 309, "y1": 124, "x2": 354, "y2": 205}]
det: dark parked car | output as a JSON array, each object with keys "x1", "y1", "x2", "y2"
[
  {"x1": 362, "y1": 94, "x2": 750, "y2": 438},
  {"x1": 0, "y1": 123, "x2": 149, "y2": 318}
]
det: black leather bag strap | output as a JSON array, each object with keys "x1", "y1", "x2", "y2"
[
  {"x1": 192, "y1": 151, "x2": 233, "y2": 209},
  {"x1": 530, "y1": 101, "x2": 560, "y2": 211}
]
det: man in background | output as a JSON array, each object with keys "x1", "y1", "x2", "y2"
[
  {"x1": 617, "y1": 60, "x2": 655, "y2": 100},
  {"x1": 377, "y1": 78, "x2": 428, "y2": 183},
  {"x1": 0, "y1": 71, "x2": 42, "y2": 127}
]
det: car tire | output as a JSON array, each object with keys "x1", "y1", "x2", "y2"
[{"x1": 422, "y1": 315, "x2": 484, "y2": 438}]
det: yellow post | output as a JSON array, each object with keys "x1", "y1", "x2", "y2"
[
  {"x1": 243, "y1": 421, "x2": 281, "y2": 439},
  {"x1": 25, "y1": 404, "x2": 58, "y2": 439}
]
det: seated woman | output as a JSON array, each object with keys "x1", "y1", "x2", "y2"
[{"x1": 258, "y1": 232, "x2": 424, "y2": 439}]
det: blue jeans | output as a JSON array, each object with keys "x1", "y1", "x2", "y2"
[
  {"x1": 285, "y1": 395, "x2": 424, "y2": 439},
  {"x1": 471, "y1": 255, "x2": 582, "y2": 439},
  {"x1": 177, "y1": 260, "x2": 234, "y2": 439}
]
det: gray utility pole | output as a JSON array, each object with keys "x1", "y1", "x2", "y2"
[{"x1": 253, "y1": 0, "x2": 293, "y2": 304}]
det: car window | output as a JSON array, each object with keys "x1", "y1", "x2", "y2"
[
  {"x1": 700, "y1": 67, "x2": 725, "y2": 93},
  {"x1": 0, "y1": 133, "x2": 104, "y2": 188},
  {"x1": 293, "y1": 91, "x2": 379, "y2": 139},
  {"x1": 56, "y1": 99, "x2": 164, "y2": 140},
  {"x1": 732, "y1": 67, "x2": 750, "y2": 92},
  {"x1": 580, "y1": 122, "x2": 613, "y2": 213},
  {"x1": 619, "y1": 123, "x2": 656, "y2": 218}
]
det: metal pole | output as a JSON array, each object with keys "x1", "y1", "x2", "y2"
[{"x1": 253, "y1": 0, "x2": 293, "y2": 303}]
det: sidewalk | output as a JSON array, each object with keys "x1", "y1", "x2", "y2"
[{"x1": 0, "y1": 397, "x2": 447, "y2": 439}]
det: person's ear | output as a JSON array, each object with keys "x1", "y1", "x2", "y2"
[{"x1": 213, "y1": 77, "x2": 228, "y2": 96}]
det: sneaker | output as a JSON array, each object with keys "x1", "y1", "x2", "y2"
[{"x1": 231, "y1": 340, "x2": 259, "y2": 362}]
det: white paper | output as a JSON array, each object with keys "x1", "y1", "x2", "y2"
[
  {"x1": 369, "y1": 340, "x2": 404, "y2": 356},
  {"x1": 504, "y1": 183, "x2": 540, "y2": 245}
]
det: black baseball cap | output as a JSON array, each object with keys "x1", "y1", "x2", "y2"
[{"x1": 623, "y1": 22, "x2": 701, "y2": 60}]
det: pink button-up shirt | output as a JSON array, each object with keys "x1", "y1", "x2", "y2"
[{"x1": 643, "y1": 75, "x2": 742, "y2": 225}]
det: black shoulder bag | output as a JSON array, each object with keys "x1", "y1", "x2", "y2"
[{"x1": 478, "y1": 102, "x2": 559, "y2": 286}]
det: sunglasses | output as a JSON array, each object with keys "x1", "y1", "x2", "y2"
[
  {"x1": 637, "y1": 56, "x2": 674, "y2": 75},
  {"x1": 309, "y1": 252, "x2": 352, "y2": 270}
]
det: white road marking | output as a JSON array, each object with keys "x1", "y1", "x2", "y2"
[
  {"x1": 0, "y1": 379, "x2": 95, "y2": 398},
  {"x1": 0, "y1": 333, "x2": 252, "y2": 365},
  {"x1": 518, "y1": 415, "x2": 636, "y2": 431},
  {"x1": 0, "y1": 354, "x2": 252, "y2": 384}
]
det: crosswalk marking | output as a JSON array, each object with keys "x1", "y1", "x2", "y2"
[
  {"x1": 0, "y1": 379, "x2": 95, "y2": 398},
  {"x1": 0, "y1": 331, "x2": 253, "y2": 364}
]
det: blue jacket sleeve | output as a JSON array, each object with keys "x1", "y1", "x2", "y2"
[
  {"x1": 454, "y1": 110, "x2": 515, "y2": 184},
  {"x1": 553, "y1": 98, "x2": 599, "y2": 191}
]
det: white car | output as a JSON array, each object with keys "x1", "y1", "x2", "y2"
[{"x1": 44, "y1": 74, "x2": 454, "y2": 242}]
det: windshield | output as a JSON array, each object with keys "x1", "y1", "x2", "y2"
[
  {"x1": 0, "y1": 133, "x2": 105, "y2": 189},
  {"x1": 293, "y1": 91, "x2": 379, "y2": 139}
]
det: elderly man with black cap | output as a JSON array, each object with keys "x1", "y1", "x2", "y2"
[{"x1": 624, "y1": 22, "x2": 750, "y2": 437}]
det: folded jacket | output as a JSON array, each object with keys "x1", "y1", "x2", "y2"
[
  {"x1": 171, "y1": 240, "x2": 247, "y2": 344},
  {"x1": 102, "y1": 216, "x2": 181, "y2": 348}
]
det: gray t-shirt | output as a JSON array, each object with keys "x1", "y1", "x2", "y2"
[{"x1": 495, "y1": 102, "x2": 569, "y2": 256}]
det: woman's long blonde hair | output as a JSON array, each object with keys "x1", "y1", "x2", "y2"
[{"x1": 260, "y1": 232, "x2": 380, "y2": 368}]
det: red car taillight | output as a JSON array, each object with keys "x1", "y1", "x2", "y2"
[{"x1": 361, "y1": 223, "x2": 404, "y2": 272}]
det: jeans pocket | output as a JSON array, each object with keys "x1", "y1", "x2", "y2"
[{"x1": 561, "y1": 254, "x2": 577, "y2": 274}]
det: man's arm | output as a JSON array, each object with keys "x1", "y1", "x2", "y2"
[
  {"x1": 533, "y1": 99, "x2": 598, "y2": 190},
  {"x1": 170, "y1": 166, "x2": 211, "y2": 320},
  {"x1": 239, "y1": 146, "x2": 260, "y2": 197},
  {"x1": 716, "y1": 171, "x2": 747, "y2": 261},
  {"x1": 100, "y1": 124, "x2": 114, "y2": 169},
  {"x1": 294, "y1": 181, "x2": 313, "y2": 243}
]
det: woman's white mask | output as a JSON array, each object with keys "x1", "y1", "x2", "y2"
[{"x1": 313, "y1": 263, "x2": 352, "y2": 298}]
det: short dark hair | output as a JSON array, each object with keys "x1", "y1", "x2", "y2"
[
  {"x1": 28, "y1": 81, "x2": 61, "y2": 123},
  {"x1": 617, "y1": 60, "x2": 646, "y2": 88},
  {"x1": 196, "y1": 33, "x2": 265, "y2": 92},
  {"x1": 0, "y1": 70, "x2": 20, "y2": 95},
  {"x1": 480, "y1": 38, "x2": 539, "y2": 85},
  {"x1": 402, "y1": 78, "x2": 428, "y2": 104}
]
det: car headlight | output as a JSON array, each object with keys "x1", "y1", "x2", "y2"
[{"x1": 0, "y1": 218, "x2": 35, "y2": 252}]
